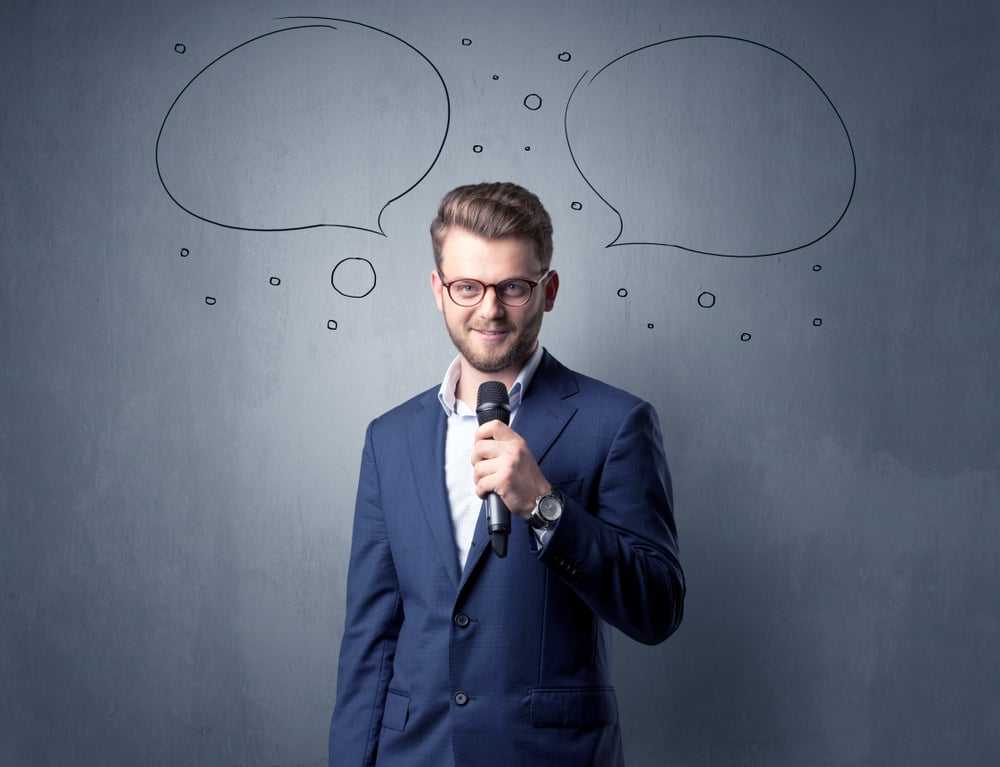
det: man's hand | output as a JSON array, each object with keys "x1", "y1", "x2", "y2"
[{"x1": 472, "y1": 420, "x2": 551, "y2": 520}]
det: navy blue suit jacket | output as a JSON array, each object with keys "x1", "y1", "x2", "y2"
[{"x1": 329, "y1": 351, "x2": 684, "y2": 766}]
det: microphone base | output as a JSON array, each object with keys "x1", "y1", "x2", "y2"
[{"x1": 490, "y1": 533, "x2": 508, "y2": 558}]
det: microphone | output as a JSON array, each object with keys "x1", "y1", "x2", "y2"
[{"x1": 476, "y1": 381, "x2": 512, "y2": 557}]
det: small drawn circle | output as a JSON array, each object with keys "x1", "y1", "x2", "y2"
[
  {"x1": 617, "y1": 288, "x2": 628, "y2": 298},
  {"x1": 813, "y1": 264, "x2": 823, "y2": 272},
  {"x1": 571, "y1": 201, "x2": 582, "y2": 211},
  {"x1": 269, "y1": 276, "x2": 281, "y2": 286},
  {"x1": 740, "y1": 332, "x2": 752, "y2": 342},
  {"x1": 473, "y1": 144, "x2": 483, "y2": 153},
  {"x1": 492, "y1": 74, "x2": 499, "y2": 80},
  {"x1": 180, "y1": 247, "x2": 190, "y2": 257},
  {"x1": 205, "y1": 296, "x2": 216, "y2": 306},
  {"x1": 523, "y1": 94, "x2": 542, "y2": 111},
  {"x1": 331, "y1": 257, "x2": 376, "y2": 298},
  {"x1": 813, "y1": 318, "x2": 823, "y2": 327},
  {"x1": 647, "y1": 323, "x2": 655, "y2": 329},
  {"x1": 558, "y1": 52, "x2": 572, "y2": 62},
  {"x1": 524, "y1": 146, "x2": 531, "y2": 152},
  {"x1": 174, "y1": 43, "x2": 186, "y2": 54},
  {"x1": 327, "y1": 320, "x2": 338, "y2": 331},
  {"x1": 697, "y1": 291, "x2": 716, "y2": 308},
  {"x1": 461, "y1": 38, "x2": 472, "y2": 46}
]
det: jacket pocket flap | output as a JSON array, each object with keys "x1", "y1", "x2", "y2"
[
  {"x1": 530, "y1": 687, "x2": 618, "y2": 728},
  {"x1": 381, "y1": 690, "x2": 410, "y2": 732}
]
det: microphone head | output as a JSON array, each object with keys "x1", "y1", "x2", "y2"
[{"x1": 476, "y1": 381, "x2": 510, "y2": 426}]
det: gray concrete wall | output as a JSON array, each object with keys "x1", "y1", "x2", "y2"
[{"x1": 2, "y1": 1, "x2": 998, "y2": 765}]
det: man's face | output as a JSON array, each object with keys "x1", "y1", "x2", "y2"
[{"x1": 431, "y1": 226, "x2": 558, "y2": 378}]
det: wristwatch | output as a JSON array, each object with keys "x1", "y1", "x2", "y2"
[{"x1": 530, "y1": 490, "x2": 564, "y2": 530}]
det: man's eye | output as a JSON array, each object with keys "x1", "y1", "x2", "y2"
[{"x1": 500, "y1": 281, "x2": 528, "y2": 297}]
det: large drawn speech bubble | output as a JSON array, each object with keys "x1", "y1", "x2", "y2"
[
  {"x1": 156, "y1": 19, "x2": 449, "y2": 234},
  {"x1": 565, "y1": 36, "x2": 855, "y2": 256}
]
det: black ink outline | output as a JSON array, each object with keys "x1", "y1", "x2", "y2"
[
  {"x1": 331, "y1": 257, "x2": 376, "y2": 298},
  {"x1": 156, "y1": 18, "x2": 450, "y2": 237},
  {"x1": 697, "y1": 291, "x2": 716, "y2": 308},
  {"x1": 564, "y1": 35, "x2": 856, "y2": 257}
]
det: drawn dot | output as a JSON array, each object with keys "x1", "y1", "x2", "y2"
[
  {"x1": 327, "y1": 320, "x2": 338, "y2": 331},
  {"x1": 647, "y1": 323, "x2": 655, "y2": 329},
  {"x1": 813, "y1": 264, "x2": 823, "y2": 272},
  {"x1": 205, "y1": 296, "x2": 216, "y2": 306},
  {"x1": 571, "y1": 201, "x2": 582, "y2": 211},
  {"x1": 813, "y1": 318, "x2": 823, "y2": 327},
  {"x1": 174, "y1": 43, "x2": 186, "y2": 54},
  {"x1": 269, "y1": 276, "x2": 281, "y2": 286},
  {"x1": 558, "y1": 52, "x2": 572, "y2": 62},
  {"x1": 461, "y1": 38, "x2": 472, "y2": 46},
  {"x1": 179, "y1": 247, "x2": 190, "y2": 257},
  {"x1": 740, "y1": 332, "x2": 752, "y2": 342},
  {"x1": 331, "y1": 257, "x2": 376, "y2": 298},
  {"x1": 473, "y1": 144, "x2": 483, "y2": 153},
  {"x1": 524, "y1": 146, "x2": 531, "y2": 152},
  {"x1": 492, "y1": 74, "x2": 499, "y2": 80},
  {"x1": 617, "y1": 288, "x2": 628, "y2": 298},
  {"x1": 523, "y1": 94, "x2": 542, "y2": 111},
  {"x1": 697, "y1": 291, "x2": 716, "y2": 308}
]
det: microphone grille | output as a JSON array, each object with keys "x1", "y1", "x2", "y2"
[{"x1": 476, "y1": 381, "x2": 510, "y2": 425}]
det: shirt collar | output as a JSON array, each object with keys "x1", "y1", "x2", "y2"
[{"x1": 437, "y1": 343, "x2": 545, "y2": 417}]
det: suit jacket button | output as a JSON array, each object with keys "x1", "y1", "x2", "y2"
[
  {"x1": 454, "y1": 613, "x2": 471, "y2": 628},
  {"x1": 454, "y1": 691, "x2": 469, "y2": 706}
]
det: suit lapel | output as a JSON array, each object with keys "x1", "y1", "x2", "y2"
[{"x1": 408, "y1": 393, "x2": 462, "y2": 588}]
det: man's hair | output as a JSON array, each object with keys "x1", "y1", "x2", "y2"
[{"x1": 430, "y1": 182, "x2": 554, "y2": 271}]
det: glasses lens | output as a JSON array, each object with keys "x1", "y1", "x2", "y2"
[
  {"x1": 449, "y1": 279, "x2": 485, "y2": 306},
  {"x1": 497, "y1": 280, "x2": 532, "y2": 306}
]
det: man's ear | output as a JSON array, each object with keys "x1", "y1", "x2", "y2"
[
  {"x1": 430, "y1": 270, "x2": 445, "y2": 313},
  {"x1": 543, "y1": 270, "x2": 559, "y2": 312}
]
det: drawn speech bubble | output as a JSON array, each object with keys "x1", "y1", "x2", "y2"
[
  {"x1": 565, "y1": 36, "x2": 855, "y2": 256},
  {"x1": 156, "y1": 19, "x2": 449, "y2": 234}
]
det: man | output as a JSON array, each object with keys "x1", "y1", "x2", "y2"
[{"x1": 329, "y1": 182, "x2": 684, "y2": 766}]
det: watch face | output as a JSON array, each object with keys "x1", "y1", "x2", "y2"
[{"x1": 539, "y1": 495, "x2": 561, "y2": 521}]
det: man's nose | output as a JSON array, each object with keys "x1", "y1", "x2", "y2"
[{"x1": 477, "y1": 285, "x2": 506, "y2": 317}]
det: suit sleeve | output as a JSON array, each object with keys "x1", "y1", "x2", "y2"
[
  {"x1": 329, "y1": 420, "x2": 403, "y2": 766},
  {"x1": 537, "y1": 400, "x2": 685, "y2": 645}
]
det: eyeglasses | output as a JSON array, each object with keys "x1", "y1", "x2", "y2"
[{"x1": 439, "y1": 272, "x2": 548, "y2": 307}]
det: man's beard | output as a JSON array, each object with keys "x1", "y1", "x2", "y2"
[{"x1": 445, "y1": 312, "x2": 542, "y2": 374}]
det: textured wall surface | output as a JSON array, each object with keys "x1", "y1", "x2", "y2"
[{"x1": 2, "y1": 1, "x2": 998, "y2": 765}]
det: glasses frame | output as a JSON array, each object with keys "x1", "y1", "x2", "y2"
[{"x1": 439, "y1": 271, "x2": 549, "y2": 308}]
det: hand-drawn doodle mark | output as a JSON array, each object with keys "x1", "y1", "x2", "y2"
[
  {"x1": 462, "y1": 38, "x2": 472, "y2": 47},
  {"x1": 813, "y1": 264, "x2": 823, "y2": 272},
  {"x1": 740, "y1": 332, "x2": 752, "y2": 342},
  {"x1": 813, "y1": 318, "x2": 823, "y2": 327},
  {"x1": 156, "y1": 18, "x2": 450, "y2": 236},
  {"x1": 564, "y1": 35, "x2": 856, "y2": 257},
  {"x1": 327, "y1": 320, "x2": 339, "y2": 331},
  {"x1": 180, "y1": 248, "x2": 190, "y2": 257},
  {"x1": 697, "y1": 291, "x2": 716, "y2": 308},
  {"x1": 205, "y1": 296, "x2": 217, "y2": 306},
  {"x1": 617, "y1": 288, "x2": 629, "y2": 298},
  {"x1": 571, "y1": 202, "x2": 583, "y2": 211},
  {"x1": 473, "y1": 145, "x2": 484, "y2": 153},
  {"x1": 331, "y1": 257, "x2": 376, "y2": 298},
  {"x1": 558, "y1": 52, "x2": 572, "y2": 62},
  {"x1": 174, "y1": 44, "x2": 186, "y2": 54},
  {"x1": 524, "y1": 94, "x2": 542, "y2": 111},
  {"x1": 269, "y1": 277, "x2": 281, "y2": 286}
]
